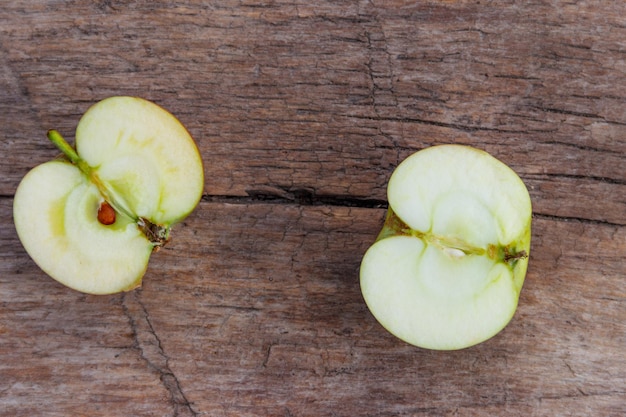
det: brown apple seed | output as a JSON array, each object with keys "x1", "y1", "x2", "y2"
[{"x1": 97, "y1": 201, "x2": 116, "y2": 225}]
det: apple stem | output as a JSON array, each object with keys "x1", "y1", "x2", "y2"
[
  {"x1": 47, "y1": 129, "x2": 171, "y2": 248},
  {"x1": 47, "y1": 129, "x2": 136, "y2": 224},
  {"x1": 47, "y1": 130, "x2": 92, "y2": 175}
]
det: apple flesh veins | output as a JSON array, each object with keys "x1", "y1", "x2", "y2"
[
  {"x1": 13, "y1": 97, "x2": 204, "y2": 294},
  {"x1": 360, "y1": 145, "x2": 532, "y2": 350}
]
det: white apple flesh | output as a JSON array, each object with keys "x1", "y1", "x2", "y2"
[
  {"x1": 360, "y1": 145, "x2": 532, "y2": 350},
  {"x1": 13, "y1": 97, "x2": 204, "y2": 294}
]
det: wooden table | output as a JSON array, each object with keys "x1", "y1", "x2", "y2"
[{"x1": 1, "y1": 2, "x2": 624, "y2": 416}]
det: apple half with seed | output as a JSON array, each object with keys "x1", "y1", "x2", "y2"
[
  {"x1": 13, "y1": 97, "x2": 204, "y2": 294},
  {"x1": 360, "y1": 145, "x2": 532, "y2": 350}
]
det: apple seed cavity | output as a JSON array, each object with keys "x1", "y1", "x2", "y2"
[{"x1": 97, "y1": 201, "x2": 116, "y2": 225}]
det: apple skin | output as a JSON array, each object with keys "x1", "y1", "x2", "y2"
[
  {"x1": 13, "y1": 97, "x2": 204, "y2": 295},
  {"x1": 360, "y1": 144, "x2": 532, "y2": 350}
]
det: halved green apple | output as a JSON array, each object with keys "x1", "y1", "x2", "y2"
[
  {"x1": 13, "y1": 97, "x2": 204, "y2": 294},
  {"x1": 360, "y1": 145, "x2": 532, "y2": 350}
]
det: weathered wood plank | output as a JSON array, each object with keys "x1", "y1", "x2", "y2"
[
  {"x1": 1, "y1": 1, "x2": 625, "y2": 223},
  {"x1": 0, "y1": 209, "x2": 176, "y2": 415},
  {"x1": 2, "y1": 200, "x2": 624, "y2": 416},
  {"x1": 1, "y1": 0, "x2": 625, "y2": 416}
]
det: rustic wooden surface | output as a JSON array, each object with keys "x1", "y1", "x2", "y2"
[{"x1": 1, "y1": 1, "x2": 625, "y2": 416}]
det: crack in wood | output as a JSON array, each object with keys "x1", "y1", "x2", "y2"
[
  {"x1": 198, "y1": 195, "x2": 626, "y2": 227},
  {"x1": 533, "y1": 212, "x2": 625, "y2": 227},
  {"x1": 203, "y1": 189, "x2": 388, "y2": 208},
  {"x1": 526, "y1": 172, "x2": 626, "y2": 186},
  {"x1": 532, "y1": 105, "x2": 601, "y2": 119},
  {"x1": 347, "y1": 113, "x2": 554, "y2": 134},
  {"x1": 539, "y1": 140, "x2": 626, "y2": 155},
  {"x1": 122, "y1": 292, "x2": 198, "y2": 417}
]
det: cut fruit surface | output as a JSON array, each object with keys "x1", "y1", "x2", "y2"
[
  {"x1": 76, "y1": 96, "x2": 204, "y2": 224},
  {"x1": 360, "y1": 144, "x2": 532, "y2": 350},
  {"x1": 13, "y1": 161, "x2": 153, "y2": 294},
  {"x1": 13, "y1": 97, "x2": 204, "y2": 294},
  {"x1": 387, "y1": 145, "x2": 530, "y2": 245},
  {"x1": 361, "y1": 235, "x2": 518, "y2": 350}
]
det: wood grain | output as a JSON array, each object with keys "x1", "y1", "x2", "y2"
[{"x1": 1, "y1": 1, "x2": 625, "y2": 416}]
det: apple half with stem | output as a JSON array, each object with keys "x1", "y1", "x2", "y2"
[
  {"x1": 13, "y1": 97, "x2": 204, "y2": 294},
  {"x1": 360, "y1": 145, "x2": 532, "y2": 350}
]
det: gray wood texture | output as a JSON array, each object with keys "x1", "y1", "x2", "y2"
[{"x1": 1, "y1": 1, "x2": 624, "y2": 416}]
